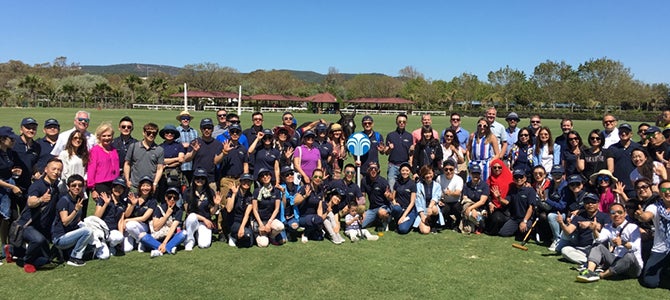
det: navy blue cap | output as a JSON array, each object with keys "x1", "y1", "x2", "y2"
[
  {"x1": 229, "y1": 123, "x2": 242, "y2": 132},
  {"x1": 550, "y1": 165, "x2": 565, "y2": 175},
  {"x1": 280, "y1": 166, "x2": 293, "y2": 175},
  {"x1": 303, "y1": 130, "x2": 316, "y2": 138},
  {"x1": 44, "y1": 118, "x2": 60, "y2": 127},
  {"x1": 262, "y1": 129, "x2": 273, "y2": 136},
  {"x1": 193, "y1": 168, "x2": 207, "y2": 178},
  {"x1": 165, "y1": 187, "x2": 181, "y2": 195},
  {"x1": 21, "y1": 117, "x2": 38, "y2": 126},
  {"x1": 138, "y1": 175, "x2": 153, "y2": 184},
  {"x1": 362, "y1": 115, "x2": 374, "y2": 123},
  {"x1": 583, "y1": 193, "x2": 600, "y2": 203},
  {"x1": 646, "y1": 126, "x2": 661, "y2": 135},
  {"x1": 159, "y1": 124, "x2": 180, "y2": 139},
  {"x1": 112, "y1": 177, "x2": 127, "y2": 188},
  {"x1": 567, "y1": 174, "x2": 583, "y2": 184},
  {"x1": 257, "y1": 168, "x2": 271, "y2": 176},
  {"x1": 469, "y1": 164, "x2": 482, "y2": 174},
  {"x1": 618, "y1": 123, "x2": 633, "y2": 132},
  {"x1": 315, "y1": 123, "x2": 328, "y2": 132},
  {"x1": 512, "y1": 169, "x2": 526, "y2": 177},
  {"x1": 240, "y1": 173, "x2": 254, "y2": 181},
  {"x1": 200, "y1": 118, "x2": 214, "y2": 128},
  {"x1": 0, "y1": 126, "x2": 17, "y2": 138}
]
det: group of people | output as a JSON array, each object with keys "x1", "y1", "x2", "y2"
[{"x1": 0, "y1": 107, "x2": 669, "y2": 289}]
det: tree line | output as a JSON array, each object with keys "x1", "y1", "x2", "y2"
[{"x1": 0, "y1": 56, "x2": 668, "y2": 112}]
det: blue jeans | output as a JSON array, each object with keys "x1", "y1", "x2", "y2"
[
  {"x1": 361, "y1": 206, "x2": 391, "y2": 229},
  {"x1": 0, "y1": 178, "x2": 15, "y2": 220},
  {"x1": 555, "y1": 231, "x2": 577, "y2": 253},
  {"x1": 22, "y1": 226, "x2": 51, "y2": 266},
  {"x1": 390, "y1": 205, "x2": 417, "y2": 234},
  {"x1": 53, "y1": 227, "x2": 93, "y2": 259},
  {"x1": 387, "y1": 164, "x2": 399, "y2": 192},
  {"x1": 640, "y1": 251, "x2": 670, "y2": 288},
  {"x1": 140, "y1": 231, "x2": 186, "y2": 253},
  {"x1": 547, "y1": 212, "x2": 565, "y2": 241}
]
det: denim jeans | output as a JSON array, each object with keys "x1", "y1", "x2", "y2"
[
  {"x1": 640, "y1": 251, "x2": 670, "y2": 288},
  {"x1": 390, "y1": 205, "x2": 417, "y2": 234},
  {"x1": 22, "y1": 226, "x2": 51, "y2": 266},
  {"x1": 53, "y1": 227, "x2": 93, "y2": 259},
  {"x1": 140, "y1": 230, "x2": 186, "y2": 253},
  {"x1": 0, "y1": 178, "x2": 16, "y2": 220},
  {"x1": 387, "y1": 164, "x2": 399, "y2": 192},
  {"x1": 361, "y1": 206, "x2": 391, "y2": 229},
  {"x1": 547, "y1": 212, "x2": 565, "y2": 241}
]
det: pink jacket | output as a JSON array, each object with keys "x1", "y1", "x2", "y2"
[{"x1": 87, "y1": 144, "x2": 120, "y2": 189}]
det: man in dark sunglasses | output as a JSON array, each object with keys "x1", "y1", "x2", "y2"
[
  {"x1": 112, "y1": 116, "x2": 137, "y2": 176},
  {"x1": 601, "y1": 114, "x2": 619, "y2": 149},
  {"x1": 504, "y1": 112, "x2": 521, "y2": 159},
  {"x1": 124, "y1": 122, "x2": 164, "y2": 192},
  {"x1": 606, "y1": 123, "x2": 641, "y2": 199},
  {"x1": 51, "y1": 110, "x2": 96, "y2": 156}
]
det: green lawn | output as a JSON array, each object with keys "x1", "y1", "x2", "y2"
[{"x1": 0, "y1": 108, "x2": 665, "y2": 299}]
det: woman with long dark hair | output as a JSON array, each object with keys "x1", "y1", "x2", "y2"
[
  {"x1": 561, "y1": 130, "x2": 584, "y2": 177},
  {"x1": 577, "y1": 129, "x2": 607, "y2": 180},
  {"x1": 57, "y1": 130, "x2": 89, "y2": 196},
  {"x1": 508, "y1": 127, "x2": 534, "y2": 177},
  {"x1": 630, "y1": 148, "x2": 667, "y2": 193},
  {"x1": 532, "y1": 127, "x2": 560, "y2": 178},
  {"x1": 390, "y1": 163, "x2": 417, "y2": 234},
  {"x1": 183, "y1": 168, "x2": 220, "y2": 250},
  {"x1": 412, "y1": 126, "x2": 443, "y2": 176},
  {"x1": 224, "y1": 173, "x2": 254, "y2": 248}
]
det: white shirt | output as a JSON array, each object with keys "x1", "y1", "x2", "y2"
[
  {"x1": 50, "y1": 127, "x2": 97, "y2": 156},
  {"x1": 603, "y1": 127, "x2": 620, "y2": 149},
  {"x1": 595, "y1": 220, "x2": 643, "y2": 274},
  {"x1": 436, "y1": 173, "x2": 463, "y2": 203},
  {"x1": 646, "y1": 202, "x2": 670, "y2": 254}
]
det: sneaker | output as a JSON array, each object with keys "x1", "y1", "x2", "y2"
[
  {"x1": 24, "y1": 263, "x2": 37, "y2": 273},
  {"x1": 185, "y1": 241, "x2": 195, "y2": 251},
  {"x1": 350, "y1": 235, "x2": 359, "y2": 242},
  {"x1": 301, "y1": 234, "x2": 308, "y2": 244},
  {"x1": 575, "y1": 264, "x2": 588, "y2": 273},
  {"x1": 4, "y1": 245, "x2": 14, "y2": 263},
  {"x1": 150, "y1": 250, "x2": 163, "y2": 258},
  {"x1": 576, "y1": 270, "x2": 600, "y2": 282},
  {"x1": 462, "y1": 225, "x2": 472, "y2": 234},
  {"x1": 170, "y1": 247, "x2": 177, "y2": 254},
  {"x1": 332, "y1": 235, "x2": 343, "y2": 245},
  {"x1": 137, "y1": 243, "x2": 146, "y2": 253},
  {"x1": 366, "y1": 234, "x2": 379, "y2": 241},
  {"x1": 67, "y1": 258, "x2": 86, "y2": 267},
  {"x1": 228, "y1": 234, "x2": 237, "y2": 247},
  {"x1": 548, "y1": 239, "x2": 559, "y2": 252}
]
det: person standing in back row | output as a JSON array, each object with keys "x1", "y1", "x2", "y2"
[
  {"x1": 112, "y1": 116, "x2": 137, "y2": 176},
  {"x1": 176, "y1": 111, "x2": 198, "y2": 184},
  {"x1": 383, "y1": 113, "x2": 413, "y2": 191},
  {"x1": 51, "y1": 111, "x2": 97, "y2": 155}
]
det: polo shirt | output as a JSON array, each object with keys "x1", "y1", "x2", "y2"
[
  {"x1": 462, "y1": 180, "x2": 490, "y2": 204},
  {"x1": 190, "y1": 137, "x2": 223, "y2": 182},
  {"x1": 253, "y1": 187, "x2": 282, "y2": 221},
  {"x1": 35, "y1": 137, "x2": 57, "y2": 171},
  {"x1": 297, "y1": 184, "x2": 325, "y2": 216},
  {"x1": 96, "y1": 196, "x2": 127, "y2": 230},
  {"x1": 52, "y1": 194, "x2": 83, "y2": 240},
  {"x1": 606, "y1": 141, "x2": 641, "y2": 196},
  {"x1": 154, "y1": 202, "x2": 184, "y2": 225},
  {"x1": 112, "y1": 135, "x2": 138, "y2": 171},
  {"x1": 571, "y1": 210, "x2": 611, "y2": 247},
  {"x1": 219, "y1": 143, "x2": 248, "y2": 178},
  {"x1": 228, "y1": 189, "x2": 253, "y2": 223},
  {"x1": 506, "y1": 186, "x2": 536, "y2": 220},
  {"x1": 386, "y1": 129, "x2": 413, "y2": 165},
  {"x1": 436, "y1": 174, "x2": 463, "y2": 203},
  {"x1": 125, "y1": 140, "x2": 165, "y2": 187},
  {"x1": 160, "y1": 141, "x2": 185, "y2": 163},
  {"x1": 252, "y1": 147, "x2": 280, "y2": 180},
  {"x1": 393, "y1": 178, "x2": 417, "y2": 209},
  {"x1": 23, "y1": 178, "x2": 59, "y2": 238},
  {"x1": 13, "y1": 137, "x2": 40, "y2": 189},
  {"x1": 361, "y1": 175, "x2": 390, "y2": 209},
  {"x1": 359, "y1": 130, "x2": 383, "y2": 173},
  {"x1": 128, "y1": 198, "x2": 157, "y2": 221},
  {"x1": 183, "y1": 187, "x2": 214, "y2": 220}
]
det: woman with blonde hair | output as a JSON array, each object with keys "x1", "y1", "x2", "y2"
[{"x1": 87, "y1": 122, "x2": 119, "y2": 200}]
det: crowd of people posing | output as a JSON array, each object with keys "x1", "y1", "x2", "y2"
[{"x1": 0, "y1": 107, "x2": 669, "y2": 289}]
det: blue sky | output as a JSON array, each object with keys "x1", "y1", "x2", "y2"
[{"x1": 3, "y1": 1, "x2": 668, "y2": 84}]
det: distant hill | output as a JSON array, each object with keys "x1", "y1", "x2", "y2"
[{"x1": 80, "y1": 64, "x2": 389, "y2": 83}]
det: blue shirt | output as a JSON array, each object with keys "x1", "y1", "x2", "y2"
[
  {"x1": 23, "y1": 178, "x2": 60, "y2": 238},
  {"x1": 189, "y1": 138, "x2": 223, "y2": 182},
  {"x1": 35, "y1": 137, "x2": 57, "y2": 171},
  {"x1": 183, "y1": 187, "x2": 215, "y2": 220},
  {"x1": 161, "y1": 140, "x2": 185, "y2": 161},
  {"x1": 505, "y1": 186, "x2": 536, "y2": 220},
  {"x1": 178, "y1": 126, "x2": 199, "y2": 171},
  {"x1": 359, "y1": 130, "x2": 383, "y2": 173},
  {"x1": 13, "y1": 137, "x2": 40, "y2": 189},
  {"x1": 112, "y1": 135, "x2": 138, "y2": 171},
  {"x1": 463, "y1": 180, "x2": 490, "y2": 203},
  {"x1": 253, "y1": 186, "x2": 282, "y2": 221},
  {"x1": 505, "y1": 127, "x2": 520, "y2": 157},
  {"x1": 219, "y1": 143, "x2": 249, "y2": 177},
  {"x1": 215, "y1": 131, "x2": 249, "y2": 149}
]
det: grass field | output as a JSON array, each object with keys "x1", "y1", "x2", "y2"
[{"x1": 0, "y1": 108, "x2": 666, "y2": 299}]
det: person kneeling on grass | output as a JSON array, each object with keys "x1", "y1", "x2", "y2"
[
  {"x1": 139, "y1": 187, "x2": 186, "y2": 258},
  {"x1": 414, "y1": 165, "x2": 444, "y2": 234},
  {"x1": 93, "y1": 176, "x2": 134, "y2": 259},
  {"x1": 344, "y1": 202, "x2": 378, "y2": 242},
  {"x1": 576, "y1": 203, "x2": 642, "y2": 282},
  {"x1": 52, "y1": 174, "x2": 93, "y2": 267},
  {"x1": 498, "y1": 169, "x2": 535, "y2": 238},
  {"x1": 183, "y1": 168, "x2": 220, "y2": 251},
  {"x1": 252, "y1": 168, "x2": 285, "y2": 247}
]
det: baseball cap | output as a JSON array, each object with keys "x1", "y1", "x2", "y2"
[
  {"x1": 44, "y1": 118, "x2": 60, "y2": 127},
  {"x1": 512, "y1": 169, "x2": 526, "y2": 177},
  {"x1": 112, "y1": 177, "x2": 127, "y2": 188},
  {"x1": 229, "y1": 123, "x2": 242, "y2": 132},
  {"x1": 550, "y1": 165, "x2": 565, "y2": 175},
  {"x1": 618, "y1": 123, "x2": 633, "y2": 132},
  {"x1": 506, "y1": 112, "x2": 520, "y2": 121},
  {"x1": 469, "y1": 164, "x2": 482, "y2": 174},
  {"x1": 567, "y1": 174, "x2": 583, "y2": 184},
  {"x1": 240, "y1": 173, "x2": 254, "y2": 182},
  {"x1": 583, "y1": 193, "x2": 600, "y2": 203},
  {"x1": 645, "y1": 126, "x2": 660, "y2": 135},
  {"x1": 362, "y1": 115, "x2": 374, "y2": 123},
  {"x1": 316, "y1": 123, "x2": 328, "y2": 132},
  {"x1": 21, "y1": 117, "x2": 38, "y2": 126},
  {"x1": 200, "y1": 118, "x2": 214, "y2": 128},
  {"x1": 193, "y1": 168, "x2": 207, "y2": 178},
  {"x1": 165, "y1": 187, "x2": 181, "y2": 195},
  {"x1": 303, "y1": 130, "x2": 316, "y2": 138}
]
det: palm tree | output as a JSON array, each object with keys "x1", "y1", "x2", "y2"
[
  {"x1": 61, "y1": 84, "x2": 79, "y2": 107},
  {"x1": 124, "y1": 75, "x2": 143, "y2": 105},
  {"x1": 18, "y1": 75, "x2": 43, "y2": 107},
  {"x1": 93, "y1": 82, "x2": 112, "y2": 108},
  {"x1": 149, "y1": 77, "x2": 168, "y2": 104}
]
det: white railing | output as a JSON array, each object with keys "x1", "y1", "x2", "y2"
[
  {"x1": 411, "y1": 110, "x2": 447, "y2": 116},
  {"x1": 203, "y1": 106, "x2": 254, "y2": 112},
  {"x1": 340, "y1": 109, "x2": 407, "y2": 115},
  {"x1": 260, "y1": 107, "x2": 308, "y2": 113},
  {"x1": 133, "y1": 104, "x2": 195, "y2": 110}
]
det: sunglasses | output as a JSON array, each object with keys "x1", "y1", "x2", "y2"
[
  {"x1": 444, "y1": 168, "x2": 455, "y2": 172},
  {"x1": 513, "y1": 175, "x2": 525, "y2": 180},
  {"x1": 478, "y1": 124, "x2": 488, "y2": 128},
  {"x1": 217, "y1": 114, "x2": 227, "y2": 118},
  {"x1": 397, "y1": 120, "x2": 407, "y2": 124},
  {"x1": 77, "y1": 118, "x2": 90, "y2": 123},
  {"x1": 568, "y1": 137, "x2": 579, "y2": 141},
  {"x1": 531, "y1": 120, "x2": 541, "y2": 124},
  {"x1": 166, "y1": 194, "x2": 178, "y2": 200},
  {"x1": 533, "y1": 172, "x2": 545, "y2": 176},
  {"x1": 636, "y1": 184, "x2": 650, "y2": 190},
  {"x1": 180, "y1": 117, "x2": 191, "y2": 121},
  {"x1": 660, "y1": 187, "x2": 670, "y2": 193},
  {"x1": 194, "y1": 177, "x2": 206, "y2": 181},
  {"x1": 445, "y1": 135, "x2": 454, "y2": 138},
  {"x1": 610, "y1": 210, "x2": 624, "y2": 215},
  {"x1": 229, "y1": 120, "x2": 240, "y2": 124},
  {"x1": 519, "y1": 134, "x2": 529, "y2": 137},
  {"x1": 597, "y1": 175, "x2": 610, "y2": 182},
  {"x1": 121, "y1": 125, "x2": 133, "y2": 130},
  {"x1": 590, "y1": 136, "x2": 601, "y2": 141},
  {"x1": 312, "y1": 175, "x2": 323, "y2": 179},
  {"x1": 283, "y1": 117, "x2": 293, "y2": 121},
  {"x1": 363, "y1": 122, "x2": 373, "y2": 125},
  {"x1": 45, "y1": 125, "x2": 60, "y2": 129},
  {"x1": 368, "y1": 166, "x2": 379, "y2": 171},
  {"x1": 283, "y1": 173, "x2": 294, "y2": 177},
  {"x1": 253, "y1": 118, "x2": 263, "y2": 121},
  {"x1": 345, "y1": 171, "x2": 355, "y2": 175},
  {"x1": 603, "y1": 120, "x2": 615, "y2": 124},
  {"x1": 230, "y1": 131, "x2": 241, "y2": 135},
  {"x1": 145, "y1": 131, "x2": 158, "y2": 136},
  {"x1": 451, "y1": 118, "x2": 460, "y2": 121},
  {"x1": 569, "y1": 182, "x2": 582, "y2": 187},
  {"x1": 69, "y1": 183, "x2": 83, "y2": 188},
  {"x1": 492, "y1": 166, "x2": 502, "y2": 170},
  {"x1": 201, "y1": 127, "x2": 213, "y2": 131}
]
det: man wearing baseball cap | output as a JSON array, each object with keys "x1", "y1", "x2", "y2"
[
  {"x1": 557, "y1": 192, "x2": 611, "y2": 265},
  {"x1": 504, "y1": 112, "x2": 520, "y2": 159},
  {"x1": 185, "y1": 118, "x2": 225, "y2": 192},
  {"x1": 35, "y1": 118, "x2": 60, "y2": 173},
  {"x1": 13, "y1": 117, "x2": 41, "y2": 199},
  {"x1": 606, "y1": 123, "x2": 641, "y2": 199},
  {"x1": 357, "y1": 115, "x2": 385, "y2": 174},
  {"x1": 176, "y1": 110, "x2": 198, "y2": 183}
]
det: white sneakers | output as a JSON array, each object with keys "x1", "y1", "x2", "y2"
[
  {"x1": 185, "y1": 241, "x2": 195, "y2": 251},
  {"x1": 150, "y1": 250, "x2": 163, "y2": 258}
]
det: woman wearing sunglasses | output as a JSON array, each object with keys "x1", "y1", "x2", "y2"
[
  {"x1": 139, "y1": 187, "x2": 186, "y2": 257},
  {"x1": 467, "y1": 118, "x2": 500, "y2": 181},
  {"x1": 589, "y1": 170, "x2": 618, "y2": 213},
  {"x1": 183, "y1": 168, "x2": 220, "y2": 250},
  {"x1": 508, "y1": 127, "x2": 534, "y2": 176},
  {"x1": 577, "y1": 129, "x2": 607, "y2": 180},
  {"x1": 636, "y1": 179, "x2": 670, "y2": 288},
  {"x1": 560, "y1": 130, "x2": 584, "y2": 177}
]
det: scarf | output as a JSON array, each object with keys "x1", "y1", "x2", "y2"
[
  {"x1": 259, "y1": 184, "x2": 273, "y2": 200},
  {"x1": 487, "y1": 158, "x2": 512, "y2": 209}
]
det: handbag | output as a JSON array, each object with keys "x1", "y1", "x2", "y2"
[{"x1": 9, "y1": 218, "x2": 32, "y2": 248}]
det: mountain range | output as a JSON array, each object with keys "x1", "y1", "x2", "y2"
[{"x1": 80, "y1": 63, "x2": 385, "y2": 83}]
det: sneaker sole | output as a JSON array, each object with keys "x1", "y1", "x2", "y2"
[
  {"x1": 66, "y1": 261, "x2": 86, "y2": 267},
  {"x1": 576, "y1": 276, "x2": 598, "y2": 283}
]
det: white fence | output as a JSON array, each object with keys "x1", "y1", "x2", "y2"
[
  {"x1": 340, "y1": 109, "x2": 407, "y2": 115},
  {"x1": 260, "y1": 107, "x2": 308, "y2": 113},
  {"x1": 203, "y1": 106, "x2": 255, "y2": 112},
  {"x1": 411, "y1": 110, "x2": 447, "y2": 116},
  {"x1": 132, "y1": 104, "x2": 195, "y2": 110}
]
